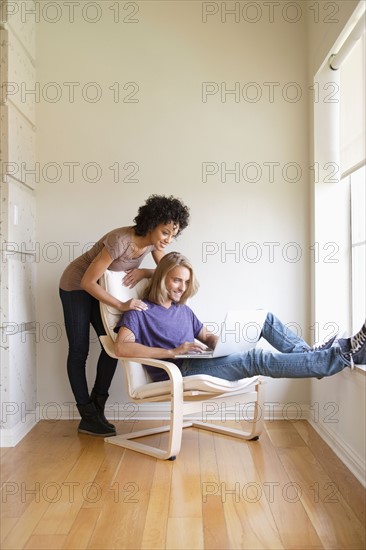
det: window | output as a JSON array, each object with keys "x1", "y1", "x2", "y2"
[{"x1": 339, "y1": 28, "x2": 365, "y2": 332}]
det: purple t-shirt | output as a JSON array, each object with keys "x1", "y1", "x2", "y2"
[{"x1": 114, "y1": 300, "x2": 203, "y2": 381}]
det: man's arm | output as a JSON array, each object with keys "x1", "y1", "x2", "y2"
[
  {"x1": 115, "y1": 326, "x2": 175, "y2": 359},
  {"x1": 196, "y1": 327, "x2": 219, "y2": 350},
  {"x1": 115, "y1": 326, "x2": 208, "y2": 358}
]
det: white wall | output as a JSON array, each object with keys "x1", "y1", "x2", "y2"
[
  {"x1": 33, "y1": 1, "x2": 312, "y2": 419},
  {"x1": 0, "y1": 0, "x2": 37, "y2": 445}
]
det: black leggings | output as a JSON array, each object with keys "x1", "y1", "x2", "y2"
[{"x1": 59, "y1": 288, "x2": 118, "y2": 405}]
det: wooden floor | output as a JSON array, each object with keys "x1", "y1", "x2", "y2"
[{"x1": 1, "y1": 418, "x2": 365, "y2": 550}]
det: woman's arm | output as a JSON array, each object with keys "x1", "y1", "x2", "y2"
[
  {"x1": 122, "y1": 249, "x2": 165, "y2": 288},
  {"x1": 80, "y1": 246, "x2": 147, "y2": 312},
  {"x1": 115, "y1": 326, "x2": 207, "y2": 358},
  {"x1": 152, "y1": 249, "x2": 164, "y2": 265}
]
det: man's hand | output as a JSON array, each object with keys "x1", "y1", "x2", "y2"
[{"x1": 172, "y1": 341, "x2": 210, "y2": 357}]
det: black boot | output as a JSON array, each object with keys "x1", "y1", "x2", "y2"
[
  {"x1": 76, "y1": 402, "x2": 116, "y2": 437},
  {"x1": 90, "y1": 389, "x2": 116, "y2": 430}
]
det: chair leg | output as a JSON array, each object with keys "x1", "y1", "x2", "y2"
[
  {"x1": 105, "y1": 383, "x2": 186, "y2": 460},
  {"x1": 191, "y1": 380, "x2": 265, "y2": 441},
  {"x1": 105, "y1": 421, "x2": 193, "y2": 459},
  {"x1": 105, "y1": 381, "x2": 266, "y2": 459}
]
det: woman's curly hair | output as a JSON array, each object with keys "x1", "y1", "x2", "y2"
[{"x1": 133, "y1": 195, "x2": 190, "y2": 236}]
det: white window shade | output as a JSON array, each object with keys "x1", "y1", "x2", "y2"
[
  {"x1": 350, "y1": 166, "x2": 366, "y2": 331},
  {"x1": 339, "y1": 33, "x2": 366, "y2": 175}
]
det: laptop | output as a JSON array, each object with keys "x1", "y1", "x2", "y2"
[{"x1": 175, "y1": 309, "x2": 267, "y2": 359}]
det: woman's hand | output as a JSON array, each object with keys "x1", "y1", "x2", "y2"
[
  {"x1": 122, "y1": 298, "x2": 148, "y2": 312},
  {"x1": 172, "y1": 341, "x2": 209, "y2": 357},
  {"x1": 122, "y1": 269, "x2": 145, "y2": 288}
]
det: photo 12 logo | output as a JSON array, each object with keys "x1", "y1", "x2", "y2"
[
  {"x1": 1, "y1": 481, "x2": 140, "y2": 504},
  {"x1": 201, "y1": 480, "x2": 340, "y2": 504},
  {"x1": 201, "y1": 241, "x2": 339, "y2": 264},
  {"x1": 1, "y1": 161, "x2": 140, "y2": 185},
  {"x1": 1, "y1": 2, "x2": 140, "y2": 24},
  {"x1": 201, "y1": 82, "x2": 339, "y2": 104},
  {"x1": 201, "y1": 2, "x2": 340, "y2": 24},
  {"x1": 1, "y1": 82, "x2": 140, "y2": 105}
]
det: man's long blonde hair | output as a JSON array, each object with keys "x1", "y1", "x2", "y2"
[{"x1": 143, "y1": 252, "x2": 199, "y2": 306}]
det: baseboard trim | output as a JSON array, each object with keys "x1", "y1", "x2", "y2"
[
  {"x1": 0, "y1": 417, "x2": 37, "y2": 447},
  {"x1": 106, "y1": 402, "x2": 311, "y2": 422},
  {"x1": 0, "y1": 402, "x2": 309, "y2": 445},
  {"x1": 307, "y1": 418, "x2": 366, "y2": 488}
]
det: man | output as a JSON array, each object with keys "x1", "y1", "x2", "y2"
[{"x1": 114, "y1": 252, "x2": 366, "y2": 382}]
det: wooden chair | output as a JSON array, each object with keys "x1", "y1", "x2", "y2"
[{"x1": 99, "y1": 270, "x2": 265, "y2": 460}]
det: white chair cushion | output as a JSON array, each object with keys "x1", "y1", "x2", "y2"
[
  {"x1": 123, "y1": 360, "x2": 154, "y2": 394},
  {"x1": 130, "y1": 373, "x2": 260, "y2": 399}
]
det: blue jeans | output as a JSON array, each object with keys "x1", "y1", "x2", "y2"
[
  {"x1": 59, "y1": 289, "x2": 118, "y2": 405},
  {"x1": 179, "y1": 312, "x2": 349, "y2": 380}
]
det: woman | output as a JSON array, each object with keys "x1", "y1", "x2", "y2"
[{"x1": 59, "y1": 195, "x2": 190, "y2": 437}]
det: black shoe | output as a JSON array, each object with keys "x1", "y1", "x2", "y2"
[
  {"x1": 90, "y1": 389, "x2": 115, "y2": 430},
  {"x1": 76, "y1": 402, "x2": 116, "y2": 437},
  {"x1": 310, "y1": 334, "x2": 338, "y2": 352},
  {"x1": 339, "y1": 320, "x2": 366, "y2": 368}
]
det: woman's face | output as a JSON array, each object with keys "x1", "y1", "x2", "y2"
[{"x1": 148, "y1": 222, "x2": 179, "y2": 251}]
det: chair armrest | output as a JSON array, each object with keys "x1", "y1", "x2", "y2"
[
  {"x1": 123, "y1": 358, "x2": 184, "y2": 394},
  {"x1": 99, "y1": 335, "x2": 118, "y2": 358},
  {"x1": 99, "y1": 335, "x2": 184, "y2": 392}
]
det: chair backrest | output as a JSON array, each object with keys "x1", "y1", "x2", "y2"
[
  {"x1": 99, "y1": 270, "x2": 152, "y2": 391},
  {"x1": 99, "y1": 270, "x2": 149, "y2": 338}
]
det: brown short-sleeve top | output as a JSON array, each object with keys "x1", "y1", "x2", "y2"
[{"x1": 59, "y1": 226, "x2": 155, "y2": 291}]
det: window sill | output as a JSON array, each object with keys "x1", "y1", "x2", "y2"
[{"x1": 354, "y1": 364, "x2": 366, "y2": 376}]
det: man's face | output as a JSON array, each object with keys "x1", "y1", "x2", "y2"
[{"x1": 165, "y1": 266, "x2": 190, "y2": 303}]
